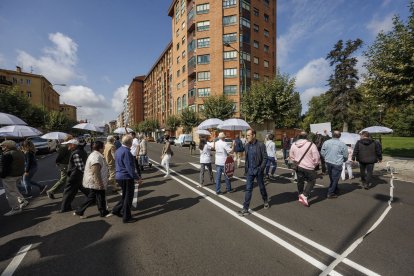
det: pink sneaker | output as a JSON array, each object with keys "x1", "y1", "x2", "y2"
[{"x1": 298, "y1": 194, "x2": 309, "y2": 207}]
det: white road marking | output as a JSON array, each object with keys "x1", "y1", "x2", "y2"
[
  {"x1": 132, "y1": 184, "x2": 139, "y2": 208},
  {"x1": 37, "y1": 179, "x2": 58, "y2": 183},
  {"x1": 150, "y1": 160, "x2": 343, "y2": 275},
  {"x1": 1, "y1": 244, "x2": 32, "y2": 276},
  {"x1": 0, "y1": 189, "x2": 5, "y2": 196}
]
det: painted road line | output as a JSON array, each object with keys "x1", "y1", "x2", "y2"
[
  {"x1": 150, "y1": 160, "x2": 343, "y2": 276},
  {"x1": 0, "y1": 189, "x2": 5, "y2": 196},
  {"x1": 132, "y1": 184, "x2": 139, "y2": 208},
  {"x1": 1, "y1": 244, "x2": 32, "y2": 276},
  {"x1": 37, "y1": 179, "x2": 58, "y2": 183},
  {"x1": 163, "y1": 161, "x2": 378, "y2": 275}
]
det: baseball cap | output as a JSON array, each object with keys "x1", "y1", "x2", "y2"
[{"x1": 61, "y1": 138, "x2": 79, "y2": 145}]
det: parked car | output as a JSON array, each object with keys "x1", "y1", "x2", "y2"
[
  {"x1": 29, "y1": 136, "x2": 57, "y2": 153},
  {"x1": 169, "y1": 136, "x2": 176, "y2": 145},
  {"x1": 174, "y1": 134, "x2": 193, "y2": 147}
]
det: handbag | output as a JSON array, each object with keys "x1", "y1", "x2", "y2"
[{"x1": 291, "y1": 142, "x2": 313, "y2": 171}]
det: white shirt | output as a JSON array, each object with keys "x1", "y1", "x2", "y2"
[
  {"x1": 82, "y1": 151, "x2": 109, "y2": 190},
  {"x1": 214, "y1": 139, "x2": 232, "y2": 166},
  {"x1": 200, "y1": 142, "x2": 213, "y2": 164},
  {"x1": 265, "y1": 140, "x2": 276, "y2": 159},
  {"x1": 130, "y1": 138, "x2": 139, "y2": 156}
]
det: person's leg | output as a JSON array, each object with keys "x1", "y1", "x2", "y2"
[
  {"x1": 48, "y1": 164, "x2": 68, "y2": 194},
  {"x1": 359, "y1": 163, "x2": 367, "y2": 187},
  {"x1": 321, "y1": 156, "x2": 327, "y2": 173},
  {"x1": 3, "y1": 177, "x2": 23, "y2": 210},
  {"x1": 346, "y1": 162, "x2": 353, "y2": 179},
  {"x1": 96, "y1": 190, "x2": 109, "y2": 216},
  {"x1": 270, "y1": 157, "x2": 277, "y2": 176},
  {"x1": 265, "y1": 158, "x2": 271, "y2": 177},
  {"x1": 215, "y1": 165, "x2": 223, "y2": 193},
  {"x1": 22, "y1": 173, "x2": 32, "y2": 196},
  {"x1": 366, "y1": 163, "x2": 375, "y2": 186},
  {"x1": 207, "y1": 163, "x2": 214, "y2": 184},
  {"x1": 257, "y1": 173, "x2": 268, "y2": 202},
  {"x1": 60, "y1": 176, "x2": 81, "y2": 212},
  {"x1": 303, "y1": 169, "x2": 317, "y2": 198},
  {"x1": 224, "y1": 171, "x2": 232, "y2": 192},
  {"x1": 200, "y1": 163, "x2": 206, "y2": 185},
  {"x1": 243, "y1": 174, "x2": 255, "y2": 210},
  {"x1": 112, "y1": 180, "x2": 126, "y2": 215},
  {"x1": 122, "y1": 180, "x2": 134, "y2": 222},
  {"x1": 75, "y1": 188, "x2": 95, "y2": 216},
  {"x1": 326, "y1": 163, "x2": 335, "y2": 196},
  {"x1": 328, "y1": 164, "x2": 342, "y2": 195},
  {"x1": 341, "y1": 163, "x2": 346, "y2": 180},
  {"x1": 296, "y1": 168, "x2": 305, "y2": 195}
]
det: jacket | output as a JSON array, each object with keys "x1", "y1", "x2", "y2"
[
  {"x1": 103, "y1": 142, "x2": 116, "y2": 167},
  {"x1": 0, "y1": 149, "x2": 25, "y2": 178},
  {"x1": 289, "y1": 139, "x2": 320, "y2": 170},
  {"x1": 115, "y1": 145, "x2": 139, "y2": 180},
  {"x1": 55, "y1": 145, "x2": 71, "y2": 165},
  {"x1": 321, "y1": 138, "x2": 348, "y2": 166},
  {"x1": 67, "y1": 146, "x2": 88, "y2": 180},
  {"x1": 24, "y1": 151, "x2": 38, "y2": 173},
  {"x1": 352, "y1": 138, "x2": 382, "y2": 164},
  {"x1": 245, "y1": 139, "x2": 267, "y2": 175}
]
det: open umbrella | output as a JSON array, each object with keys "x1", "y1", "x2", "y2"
[
  {"x1": 113, "y1": 127, "x2": 133, "y2": 134},
  {"x1": 217, "y1": 118, "x2": 251, "y2": 131},
  {"x1": 41, "y1": 132, "x2": 69, "y2": 140},
  {"x1": 361, "y1": 126, "x2": 393, "y2": 134},
  {"x1": 197, "y1": 118, "x2": 223, "y2": 130},
  {"x1": 0, "y1": 112, "x2": 27, "y2": 126},
  {"x1": 196, "y1": 129, "x2": 211, "y2": 136},
  {"x1": 0, "y1": 125, "x2": 42, "y2": 137},
  {"x1": 339, "y1": 132, "x2": 360, "y2": 145},
  {"x1": 73, "y1": 123, "x2": 102, "y2": 132}
]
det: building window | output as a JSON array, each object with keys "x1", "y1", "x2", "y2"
[
  {"x1": 177, "y1": 83, "x2": 181, "y2": 90},
  {"x1": 240, "y1": 32, "x2": 250, "y2": 44},
  {"x1": 264, "y1": 13, "x2": 269, "y2": 22},
  {"x1": 264, "y1": 75, "x2": 270, "y2": 81},
  {"x1": 253, "y1": 73, "x2": 259, "y2": 80},
  {"x1": 253, "y1": 24, "x2": 259, "y2": 33},
  {"x1": 177, "y1": 43, "x2": 180, "y2": 50},
  {"x1": 264, "y1": 44, "x2": 269, "y2": 52},
  {"x1": 181, "y1": 0, "x2": 186, "y2": 14},
  {"x1": 177, "y1": 97, "x2": 182, "y2": 112},
  {"x1": 26, "y1": 79, "x2": 31, "y2": 85},
  {"x1": 240, "y1": 17, "x2": 250, "y2": 28},
  {"x1": 197, "y1": 37, "x2": 210, "y2": 48},
  {"x1": 198, "y1": 87, "x2": 211, "y2": 97},
  {"x1": 188, "y1": 39, "x2": 196, "y2": 52},
  {"x1": 181, "y1": 21, "x2": 186, "y2": 30},
  {"x1": 197, "y1": 71, "x2": 210, "y2": 81},
  {"x1": 177, "y1": 56, "x2": 180, "y2": 64},
  {"x1": 223, "y1": 15, "x2": 237, "y2": 26},
  {"x1": 197, "y1": 21, "x2": 210, "y2": 31},
  {"x1": 197, "y1": 54, "x2": 210, "y2": 64},
  {"x1": 182, "y1": 94, "x2": 187, "y2": 108},
  {"x1": 242, "y1": 0, "x2": 250, "y2": 11},
  {"x1": 188, "y1": 89, "x2": 195, "y2": 97},
  {"x1": 177, "y1": 70, "x2": 180, "y2": 77},
  {"x1": 182, "y1": 65, "x2": 186, "y2": 73},
  {"x1": 223, "y1": 33, "x2": 237, "y2": 43},
  {"x1": 263, "y1": 0, "x2": 270, "y2": 6},
  {"x1": 264, "y1": 29, "x2": 269, "y2": 37},
  {"x1": 241, "y1": 51, "x2": 250, "y2": 61},
  {"x1": 182, "y1": 36, "x2": 186, "y2": 45},
  {"x1": 254, "y1": 57, "x2": 259, "y2": 64},
  {"x1": 253, "y1": 40, "x2": 259, "y2": 48},
  {"x1": 223, "y1": 51, "x2": 237, "y2": 61},
  {"x1": 182, "y1": 50, "x2": 186, "y2": 58},
  {"x1": 27, "y1": 91, "x2": 32, "y2": 98},
  {"x1": 224, "y1": 85, "x2": 237, "y2": 95},
  {"x1": 264, "y1": 60, "x2": 269, "y2": 68},
  {"x1": 224, "y1": 68, "x2": 237, "y2": 78},
  {"x1": 254, "y1": 8, "x2": 259, "y2": 16},
  {"x1": 196, "y1": 3, "x2": 210, "y2": 14},
  {"x1": 223, "y1": 0, "x2": 237, "y2": 8},
  {"x1": 198, "y1": 104, "x2": 205, "y2": 112}
]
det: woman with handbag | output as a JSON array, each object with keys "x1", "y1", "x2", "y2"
[{"x1": 161, "y1": 134, "x2": 173, "y2": 177}]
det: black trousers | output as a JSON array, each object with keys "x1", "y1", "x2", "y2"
[
  {"x1": 133, "y1": 158, "x2": 141, "y2": 177},
  {"x1": 76, "y1": 188, "x2": 108, "y2": 216},
  {"x1": 112, "y1": 179, "x2": 135, "y2": 222},
  {"x1": 296, "y1": 167, "x2": 317, "y2": 198},
  {"x1": 60, "y1": 174, "x2": 90, "y2": 212},
  {"x1": 360, "y1": 163, "x2": 375, "y2": 185}
]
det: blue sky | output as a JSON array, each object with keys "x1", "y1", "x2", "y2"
[{"x1": 0, "y1": 0, "x2": 410, "y2": 125}]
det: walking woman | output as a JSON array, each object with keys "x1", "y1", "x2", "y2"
[
  {"x1": 199, "y1": 137, "x2": 214, "y2": 186},
  {"x1": 21, "y1": 140, "x2": 47, "y2": 197},
  {"x1": 161, "y1": 134, "x2": 173, "y2": 177},
  {"x1": 73, "y1": 141, "x2": 111, "y2": 218}
]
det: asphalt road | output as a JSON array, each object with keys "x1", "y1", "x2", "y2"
[{"x1": 0, "y1": 143, "x2": 413, "y2": 276}]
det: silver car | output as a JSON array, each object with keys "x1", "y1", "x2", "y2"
[{"x1": 29, "y1": 136, "x2": 57, "y2": 153}]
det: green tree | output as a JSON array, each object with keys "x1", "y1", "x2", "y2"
[
  {"x1": 364, "y1": 1, "x2": 414, "y2": 106},
  {"x1": 301, "y1": 92, "x2": 331, "y2": 131},
  {"x1": 201, "y1": 95, "x2": 234, "y2": 120},
  {"x1": 241, "y1": 71, "x2": 302, "y2": 128},
  {"x1": 44, "y1": 111, "x2": 73, "y2": 132},
  {"x1": 166, "y1": 115, "x2": 181, "y2": 133},
  {"x1": 326, "y1": 38, "x2": 363, "y2": 131},
  {"x1": 180, "y1": 108, "x2": 200, "y2": 133}
]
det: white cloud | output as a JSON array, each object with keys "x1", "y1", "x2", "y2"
[
  {"x1": 300, "y1": 87, "x2": 327, "y2": 113},
  {"x1": 111, "y1": 85, "x2": 128, "y2": 113},
  {"x1": 16, "y1": 32, "x2": 81, "y2": 83},
  {"x1": 355, "y1": 55, "x2": 368, "y2": 84},
  {"x1": 0, "y1": 53, "x2": 6, "y2": 67},
  {"x1": 367, "y1": 13, "x2": 394, "y2": 35},
  {"x1": 295, "y1": 58, "x2": 331, "y2": 88},
  {"x1": 381, "y1": 0, "x2": 392, "y2": 7}
]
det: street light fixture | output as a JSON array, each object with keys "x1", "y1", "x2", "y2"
[{"x1": 223, "y1": 42, "x2": 247, "y2": 96}]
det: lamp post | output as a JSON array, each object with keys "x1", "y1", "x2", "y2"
[{"x1": 223, "y1": 42, "x2": 247, "y2": 96}]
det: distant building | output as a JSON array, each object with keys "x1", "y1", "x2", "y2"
[
  {"x1": 108, "y1": 120, "x2": 117, "y2": 133},
  {"x1": 59, "y1": 103, "x2": 77, "y2": 122},
  {"x1": 128, "y1": 75, "x2": 145, "y2": 127}
]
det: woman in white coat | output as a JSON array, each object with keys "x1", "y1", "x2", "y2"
[{"x1": 199, "y1": 137, "x2": 214, "y2": 186}]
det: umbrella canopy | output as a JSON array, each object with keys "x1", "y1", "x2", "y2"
[
  {"x1": 41, "y1": 132, "x2": 69, "y2": 140},
  {"x1": 361, "y1": 126, "x2": 393, "y2": 134},
  {"x1": 197, "y1": 118, "x2": 223, "y2": 130},
  {"x1": 196, "y1": 129, "x2": 211, "y2": 136},
  {"x1": 217, "y1": 118, "x2": 251, "y2": 131},
  {"x1": 73, "y1": 123, "x2": 101, "y2": 132},
  {"x1": 339, "y1": 132, "x2": 360, "y2": 145},
  {"x1": 0, "y1": 125, "x2": 42, "y2": 137},
  {"x1": 0, "y1": 112, "x2": 27, "y2": 126},
  {"x1": 113, "y1": 127, "x2": 133, "y2": 134}
]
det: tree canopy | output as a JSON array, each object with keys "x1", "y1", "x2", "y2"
[{"x1": 201, "y1": 95, "x2": 235, "y2": 120}]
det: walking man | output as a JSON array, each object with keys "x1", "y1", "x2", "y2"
[
  {"x1": 352, "y1": 131, "x2": 382, "y2": 189},
  {"x1": 265, "y1": 133, "x2": 277, "y2": 179},
  {"x1": 104, "y1": 135, "x2": 118, "y2": 193},
  {"x1": 282, "y1": 133, "x2": 291, "y2": 166},
  {"x1": 321, "y1": 131, "x2": 348, "y2": 198},
  {"x1": 239, "y1": 129, "x2": 269, "y2": 216},
  {"x1": 289, "y1": 132, "x2": 320, "y2": 207},
  {"x1": 213, "y1": 132, "x2": 234, "y2": 195}
]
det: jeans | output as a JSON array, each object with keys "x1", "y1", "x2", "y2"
[
  {"x1": 359, "y1": 163, "x2": 375, "y2": 185},
  {"x1": 326, "y1": 163, "x2": 342, "y2": 195},
  {"x1": 283, "y1": 149, "x2": 289, "y2": 165},
  {"x1": 48, "y1": 164, "x2": 68, "y2": 194},
  {"x1": 23, "y1": 166, "x2": 44, "y2": 195},
  {"x1": 243, "y1": 172, "x2": 268, "y2": 210},
  {"x1": 200, "y1": 163, "x2": 214, "y2": 185},
  {"x1": 2, "y1": 176, "x2": 24, "y2": 209},
  {"x1": 265, "y1": 157, "x2": 277, "y2": 176},
  {"x1": 215, "y1": 165, "x2": 232, "y2": 193},
  {"x1": 296, "y1": 167, "x2": 317, "y2": 197}
]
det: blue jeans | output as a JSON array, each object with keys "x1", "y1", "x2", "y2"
[
  {"x1": 326, "y1": 163, "x2": 342, "y2": 195},
  {"x1": 243, "y1": 172, "x2": 268, "y2": 210},
  {"x1": 265, "y1": 157, "x2": 277, "y2": 176},
  {"x1": 215, "y1": 165, "x2": 231, "y2": 193},
  {"x1": 283, "y1": 149, "x2": 289, "y2": 165},
  {"x1": 23, "y1": 166, "x2": 43, "y2": 195}
]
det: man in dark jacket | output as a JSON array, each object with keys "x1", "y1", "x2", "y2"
[
  {"x1": 60, "y1": 138, "x2": 89, "y2": 213},
  {"x1": 46, "y1": 135, "x2": 73, "y2": 199},
  {"x1": 352, "y1": 131, "x2": 382, "y2": 189},
  {"x1": 282, "y1": 133, "x2": 291, "y2": 165},
  {"x1": 239, "y1": 129, "x2": 269, "y2": 216}
]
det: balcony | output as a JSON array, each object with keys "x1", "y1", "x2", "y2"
[
  {"x1": 188, "y1": 96, "x2": 195, "y2": 106},
  {"x1": 187, "y1": 18, "x2": 195, "y2": 32},
  {"x1": 188, "y1": 80, "x2": 196, "y2": 90}
]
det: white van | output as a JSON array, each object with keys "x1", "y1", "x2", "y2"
[{"x1": 174, "y1": 134, "x2": 193, "y2": 147}]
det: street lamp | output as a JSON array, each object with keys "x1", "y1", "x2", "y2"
[{"x1": 223, "y1": 42, "x2": 247, "y2": 96}]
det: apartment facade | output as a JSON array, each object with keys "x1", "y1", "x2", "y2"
[
  {"x1": 59, "y1": 103, "x2": 77, "y2": 122},
  {"x1": 0, "y1": 67, "x2": 60, "y2": 112},
  {"x1": 128, "y1": 75, "x2": 145, "y2": 127}
]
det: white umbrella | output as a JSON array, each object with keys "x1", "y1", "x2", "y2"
[
  {"x1": 197, "y1": 118, "x2": 223, "y2": 130},
  {"x1": 0, "y1": 125, "x2": 42, "y2": 137},
  {"x1": 73, "y1": 123, "x2": 102, "y2": 132},
  {"x1": 339, "y1": 132, "x2": 360, "y2": 145},
  {"x1": 196, "y1": 129, "x2": 211, "y2": 136},
  {"x1": 41, "y1": 132, "x2": 69, "y2": 140},
  {"x1": 217, "y1": 118, "x2": 251, "y2": 131},
  {"x1": 0, "y1": 112, "x2": 27, "y2": 125},
  {"x1": 361, "y1": 126, "x2": 393, "y2": 134},
  {"x1": 113, "y1": 127, "x2": 133, "y2": 134}
]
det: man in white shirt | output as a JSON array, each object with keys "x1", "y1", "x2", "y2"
[
  {"x1": 213, "y1": 132, "x2": 234, "y2": 195},
  {"x1": 265, "y1": 133, "x2": 277, "y2": 179},
  {"x1": 129, "y1": 131, "x2": 141, "y2": 177}
]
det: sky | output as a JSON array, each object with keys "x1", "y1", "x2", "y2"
[{"x1": 0, "y1": 0, "x2": 411, "y2": 125}]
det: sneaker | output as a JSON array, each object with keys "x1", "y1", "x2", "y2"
[
  {"x1": 73, "y1": 212, "x2": 86, "y2": 219},
  {"x1": 104, "y1": 213, "x2": 113, "y2": 218},
  {"x1": 298, "y1": 194, "x2": 309, "y2": 207},
  {"x1": 238, "y1": 208, "x2": 250, "y2": 216},
  {"x1": 40, "y1": 185, "x2": 48, "y2": 195},
  {"x1": 263, "y1": 200, "x2": 270, "y2": 209},
  {"x1": 22, "y1": 194, "x2": 33, "y2": 199},
  {"x1": 46, "y1": 191, "x2": 55, "y2": 199},
  {"x1": 4, "y1": 208, "x2": 22, "y2": 216},
  {"x1": 216, "y1": 191, "x2": 224, "y2": 195},
  {"x1": 20, "y1": 200, "x2": 29, "y2": 209}
]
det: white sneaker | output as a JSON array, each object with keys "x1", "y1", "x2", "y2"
[
  {"x1": 4, "y1": 208, "x2": 22, "y2": 216},
  {"x1": 298, "y1": 194, "x2": 309, "y2": 207},
  {"x1": 20, "y1": 200, "x2": 29, "y2": 209}
]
